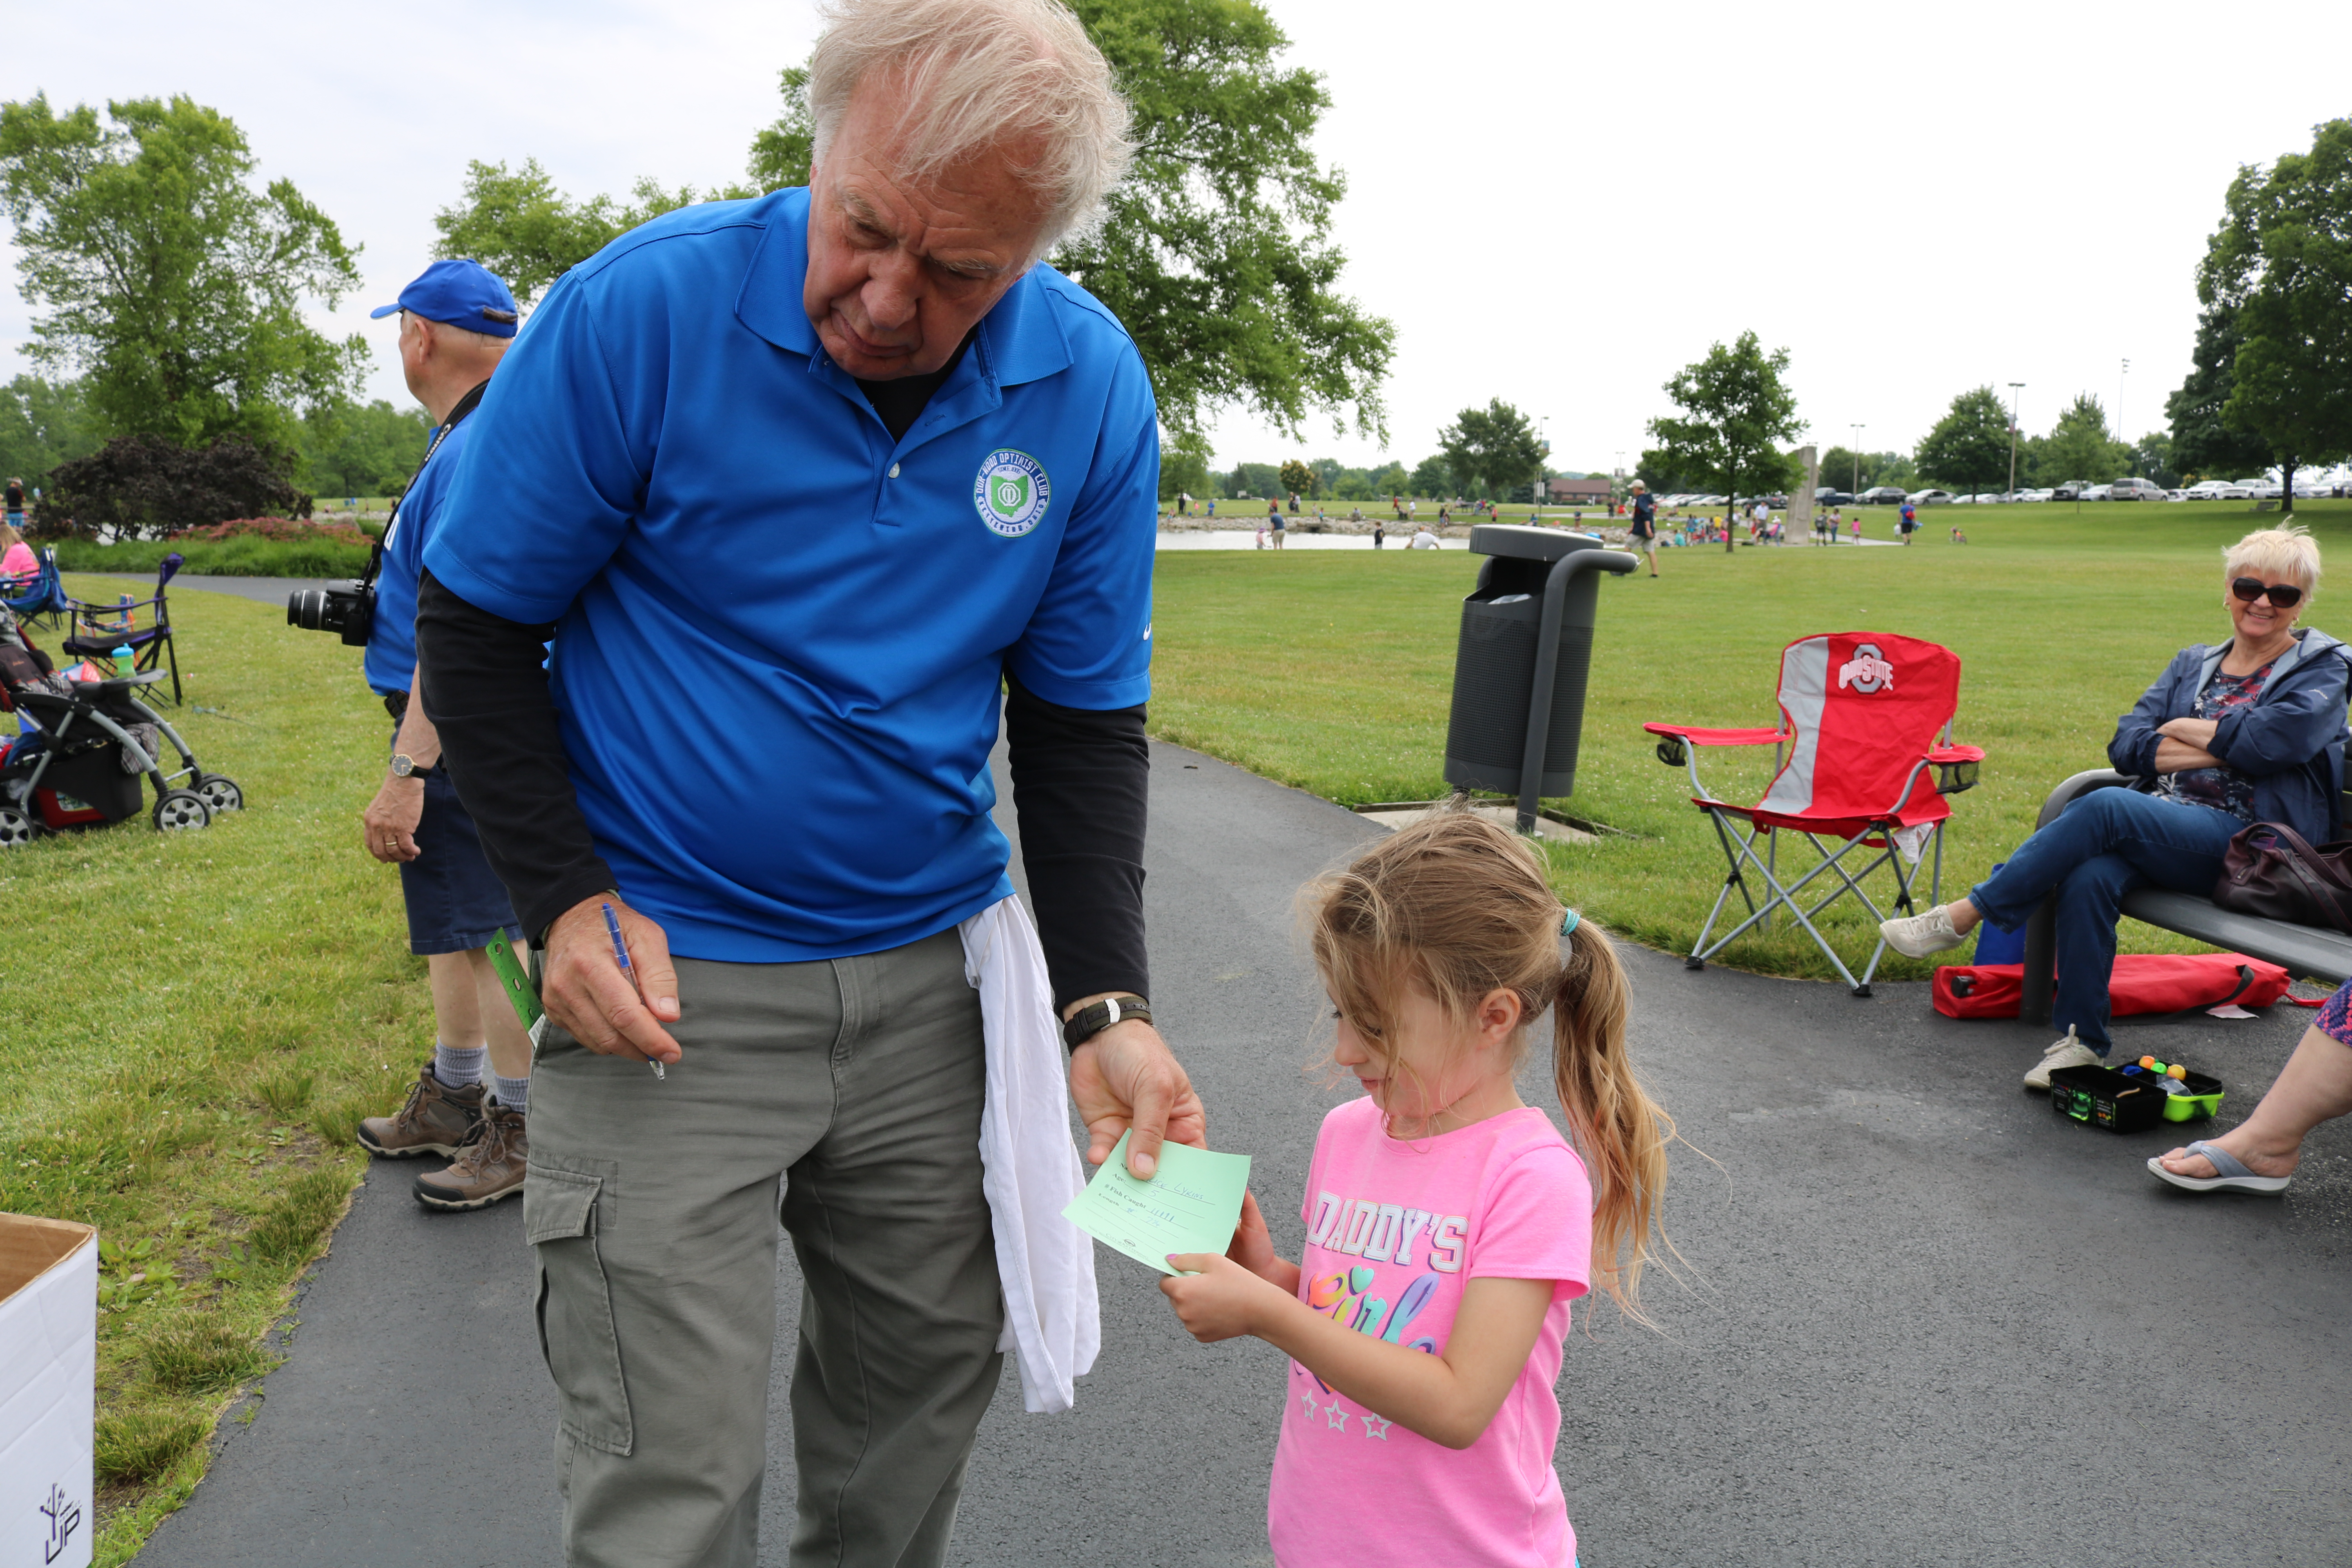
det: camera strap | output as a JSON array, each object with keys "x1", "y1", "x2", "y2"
[{"x1": 371, "y1": 377, "x2": 495, "y2": 590}]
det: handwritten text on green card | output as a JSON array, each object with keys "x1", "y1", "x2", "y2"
[{"x1": 1062, "y1": 1131, "x2": 1251, "y2": 1275}]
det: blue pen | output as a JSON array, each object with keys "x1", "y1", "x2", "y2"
[{"x1": 603, "y1": 901, "x2": 664, "y2": 1079}]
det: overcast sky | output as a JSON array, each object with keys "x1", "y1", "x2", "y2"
[{"x1": 7, "y1": 0, "x2": 2348, "y2": 475}]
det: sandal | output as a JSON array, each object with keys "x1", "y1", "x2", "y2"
[{"x1": 2146, "y1": 1139, "x2": 2290, "y2": 1195}]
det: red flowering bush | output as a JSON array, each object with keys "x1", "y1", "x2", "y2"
[{"x1": 169, "y1": 516, "x2": 373, "y2": 546}]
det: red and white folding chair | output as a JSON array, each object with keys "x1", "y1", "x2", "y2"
[{"x1": 1644, "y1": 631, "x2": 1985, "y2": 995}]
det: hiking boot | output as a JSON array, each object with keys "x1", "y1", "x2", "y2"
[
  {"x1": 1878, "y1": 905, "x2": 1967, "y2": 958},
  {"x1": 413, "y1": 1104, "x2": 528, "y2": 1212},
  {"x1": 2024, "y1": 1027, "x2": 2104, "y2": 1091},
  {"x1": 357, "y1": 1061, "x2": 486, "y2": 1158}
]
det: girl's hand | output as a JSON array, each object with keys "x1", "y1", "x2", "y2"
[
  {"x1": 1226, "y1": 1190, "x2": 1282, "y2": 1282},
  {"x1": 1161, "y1": 1252, "x2": 1293, "y2": 1343}
]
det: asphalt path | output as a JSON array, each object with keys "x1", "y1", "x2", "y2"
[{"x1": 136, "y1": 740, "x2": 2352, "y2": 1566}]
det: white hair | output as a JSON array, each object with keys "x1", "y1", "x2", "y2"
[
  {"x1": 807, "y1": 0, "x2": 1134, "y2": 255},
  {"x1": 410, "y1": 313, "x2": 510, "y2": 353},
  {"x1": 2225, "y1": 523, "x2": 2321, "y2": 592}
]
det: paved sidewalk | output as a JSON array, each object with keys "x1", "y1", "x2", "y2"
[{"x1": 137, "y1": 741, "x2": 2352, "y2": 1566}]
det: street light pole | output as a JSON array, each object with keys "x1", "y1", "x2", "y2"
[{"x1": 2006, "y1": 382, "x2": 2025, "y2": 501}]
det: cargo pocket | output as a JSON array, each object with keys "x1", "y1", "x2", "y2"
[{"x1": 526, "y1": 1161, "x2": 634, "y2": 1455}]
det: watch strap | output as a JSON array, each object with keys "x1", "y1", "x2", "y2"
[{"x1": 1063, "y1": 993, "x2": 1151, "y2": 1050}]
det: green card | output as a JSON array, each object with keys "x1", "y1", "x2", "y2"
[
  {"x1": 1062, "y1": 1131, "x2": 1251, "y2": 1276},
  {"x1": 484, "y1": 931, "x2": 547, "y2": 1047}
]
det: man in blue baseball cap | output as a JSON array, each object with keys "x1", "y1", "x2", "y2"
[{"x1": 353, "y1": 256, "x2": 535, "y2": 1213}]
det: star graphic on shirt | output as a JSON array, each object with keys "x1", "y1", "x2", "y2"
[
  {"x1": 1299, "y1": 1392, "x2": 1318, "y2": 1423},
  {"x1": 1323, "y1": 1400, "x2": 1349, "y2": 1433},
  {"x1": 1361, "y1": 1414, "x2": 1392, "y2": 1440}
]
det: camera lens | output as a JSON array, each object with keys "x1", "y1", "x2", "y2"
[{"x1": 287, "y1": 589, "x2": 323, "y2": 630}]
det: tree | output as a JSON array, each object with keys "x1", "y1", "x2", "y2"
[
  {"x1": 2166, "y1": 305, "x2": 2275, "y2": 483},
  {"x1": 432, "y1": 158, "x2": 736, "y2": 308},
  {"x1": 2197, "y1": 118, "x2": 2352, "y2": 515},
  {"x1": 746, "y1": 66, "x2": 815, "y2": 191},
  {"x1": 2129, "y1": 430, "x2": 2180, "y2": 489},
  {"x1": 1278, "y1": 458, "x2": 1317, "y2": 499},
  {"x1": 1408, "y1": 454, "x2": 1453, "y2": 500},
  {"x1": 1158, "y1": 438, "x2": 1210, "y2": 501},
  {"x1": 1642, "y1": 332, "x2": 1801, "y2": 551},
  {"x1": 299, "y1": 399, "x2": 434, "y2": 500},
  {"x1": 0, "y1": 374, "x2": 102, "y2": 488},
  {"x1": 1915, "y1": 386, "x2": 2013, "y2": 496},
  {"x1": 36, "y1": 433, "x2": 310, "y2": 539},
  {"x1": 1436, "y1": 399, "x2": 1545, "y2": 499},
  {"x1": 1371, "y1": 460, "x2": 1409, "y2": 497},
  {"x1": 2037, "y1": 394, "x2": 2129, "y2": 488},
  {"x1": 1227, "y1": 460, "x2": 1280, "y2": 499},
  {"x1": 0, "y1": 93, "x2": 365, "y2": 449}
]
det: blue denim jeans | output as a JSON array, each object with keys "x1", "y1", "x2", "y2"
[{"x1": 1968, "y1": 788, "x2": 2243, "y2": 1052}]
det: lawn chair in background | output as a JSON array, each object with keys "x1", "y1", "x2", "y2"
[
  {"x1": 63, "y1": 552, "x2": 182, "y2": 704},
  {"x1": 2, "y1": 547, "x2": 69, "y2": 628},
  {"x1": 1644, "y1": 630, "x2": 1985, "y2": 995}
]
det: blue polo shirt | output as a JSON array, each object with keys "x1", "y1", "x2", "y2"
[
  {"x1": 363, "y1": 413, "x2": 475, "y2": 696},
  {"x1": 424, "y1": 187, "x2": 1158, "y2": 963}
]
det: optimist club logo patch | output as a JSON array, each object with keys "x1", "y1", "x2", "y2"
[{"x1": 973, "y1": 449, "x2": 1051, "y2": 537}]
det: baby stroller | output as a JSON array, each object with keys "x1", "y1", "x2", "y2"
[{"x1": 0, "y1": 612, "x2": 242, "y2": 846}]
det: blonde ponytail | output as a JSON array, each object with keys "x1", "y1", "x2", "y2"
[{"x1": 1551, "y1": 922, "x2": 1671, "y2": 1323}]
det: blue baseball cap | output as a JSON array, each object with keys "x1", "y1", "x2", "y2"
[{"x1": 369, "y1": 259, "x2": 520, "y2": 338}]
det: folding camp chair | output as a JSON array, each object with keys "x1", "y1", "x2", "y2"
[
  {"x1": 63, "y1": 551, "x2": 182, "y2": 704},
  {"x1": 1, "y1": 547, "x2": 69, "y2": 628},
  {"x1": 1644, "y1": 630, "x2": 1985, "y2": 995}
]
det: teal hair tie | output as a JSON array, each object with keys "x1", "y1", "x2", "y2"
[{"x1": 1560, "y1": 907, "x2": 1580, "y2": 937}]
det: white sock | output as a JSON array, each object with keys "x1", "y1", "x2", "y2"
[
  {"x1": 492, "y1": 1074, "x2": 530, "y2": 1116},
  {"x1": 433, "y1": 1043, "x2": 486, "y2": 1090}
]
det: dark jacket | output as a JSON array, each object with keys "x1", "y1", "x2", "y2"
[{"x1": 2110, "y1": 628, "x2": 2350, "y2": 846}]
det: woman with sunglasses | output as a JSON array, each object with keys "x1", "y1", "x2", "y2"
[{"x1": 1881, "y1": 525, "x2": 2348, "y2": 1087}]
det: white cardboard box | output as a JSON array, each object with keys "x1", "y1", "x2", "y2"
[{"x1": 0, "y1": 1213, "x2": 98, "y2": 1568}]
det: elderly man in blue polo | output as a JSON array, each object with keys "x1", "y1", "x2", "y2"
[{"x1": 413, "y1": 1, "x2": 1203, "y2": 1564}]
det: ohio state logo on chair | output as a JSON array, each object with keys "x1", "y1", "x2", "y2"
[{"x1": 1644, "y1": 631, "x2": 1985, "y2": 995}]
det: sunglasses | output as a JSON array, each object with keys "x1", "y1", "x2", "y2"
[{"x1": 2232, "y1": 577, "x2": 2305, "y2": 608}]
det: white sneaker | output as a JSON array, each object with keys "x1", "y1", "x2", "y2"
[
  {"x1": 2024, "y1": 1028, "x2": 2104, "y2": 1091},
  {"x1": 1878, "y1": 906, "x2": 1966, "y2": 958}
]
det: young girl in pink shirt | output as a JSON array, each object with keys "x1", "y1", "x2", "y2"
[{"x1": 1162, "y1": 811, "x2": 1672, "y2": 1568}]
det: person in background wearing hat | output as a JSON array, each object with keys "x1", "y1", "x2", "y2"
[
  {"x1": 352, "y1": 259, "x2": 536, "y2": 1212},
  {"x1": 1628, "y1": 479, "x2": 1659, "y2": 576}
]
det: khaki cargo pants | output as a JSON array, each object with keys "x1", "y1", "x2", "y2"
[{"x1": 524, "y1": 929, "x2": 1003, "y2": 1568}]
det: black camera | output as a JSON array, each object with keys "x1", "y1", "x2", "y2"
[{"x1": 287, "y1": 580, "x2": 375, "y2": 646}]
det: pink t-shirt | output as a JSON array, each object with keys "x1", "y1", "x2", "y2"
[
  {"x1": 1267, "y1": 1097, "x2": 1593, "y2": 1568},
  {"x1": 0, "y1": 541, "x2": 35, "y2": 580}
]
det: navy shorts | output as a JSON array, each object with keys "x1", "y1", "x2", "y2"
[{"x1": 392, "y1": 723, "x2": 522, "y2": 956}]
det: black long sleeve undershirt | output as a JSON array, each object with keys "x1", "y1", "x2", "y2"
[{"x1": 414, "y1": 570, "x2": 1151, "y2": 1010}]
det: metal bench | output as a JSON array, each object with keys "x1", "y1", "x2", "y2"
[{"x1": 2019, "y1": 769, "x2": 2352, "y2": 1024}]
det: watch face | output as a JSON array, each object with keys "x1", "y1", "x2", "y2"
[{"x1": 392, "y1": 755, "x2": 415, "y2": 777}]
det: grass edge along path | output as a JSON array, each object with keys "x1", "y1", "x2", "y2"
[
  {"x1": 1145, "y1": 501, "x2": 2352, "y2": 983},
  {"x1": 4, "y1": 578, "x2": 435, "y2": 1565}
]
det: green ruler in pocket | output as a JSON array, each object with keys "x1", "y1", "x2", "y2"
[{"x1": 485, "y1": 930, "x2": 548, "y2": 1047}]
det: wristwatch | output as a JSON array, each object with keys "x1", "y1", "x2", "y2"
[
  {"x1": 1062, "y1": 993, "x2": 1152, "y2": 1050},
  {"x1": 390, "y1": 753, "x2": 429, "y2": 778}
]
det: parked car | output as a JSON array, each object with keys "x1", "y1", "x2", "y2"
[
  {"x1": 2050, "y1": 481, "x2": 2089, "y2": 501},
  {"x1": 2248, "y1": 480, "x2": 2284, "y2": 499},
  {"x1": 1856, "y1": 485, "x2": 1909, "y2": 506},
  {"x1": 1815, "y1": 489, "x2": 1855, "y2": 506},
  {"x1": 2183, "y1": 479, "x2": 2247, "y2": 500},
  {"x1": 2109, "y1": 477, "x2": 2166, "y2": 501},
  {"x1": 1906, "y1": 488, "x2": 1954, "y2": 506},
  {"x1": 2083, "y1": 484, "x2": 2114, "y2": 501}
]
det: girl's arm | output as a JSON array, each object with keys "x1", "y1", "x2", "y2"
[{"x1": 1161, "y1": 1253, "x2": 1554, "y2": 1451}]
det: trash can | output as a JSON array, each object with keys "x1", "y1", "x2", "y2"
[{"x1": 1443, "y1": 526, "x2": 1638, "y2": 831}]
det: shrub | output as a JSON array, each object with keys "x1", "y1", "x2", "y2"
[
  {"x1": 247, "y1": 1166, "x2": 353, "y2": 1265},
  {"x1": 170, "y1": 515, "x2": 370, "y2": 547},
  {"x1": 34, "y1": 434, "x2": 312, "y2": 540},
  {"x1": 144, "y1": 1319, "x2": 272, "y2": 1394},
  {"x1": 95, "y1": 1408, "x2": 210, "y2": 1485}
]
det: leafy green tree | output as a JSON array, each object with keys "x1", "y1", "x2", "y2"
[
  {"x1": 0, "y1": 374, "x2": 102, "y2": 487},
  {"x1": 0, "y1": 93, "x2": 365, "y2": 449},
  {"x1": 1158, "y1": 438, "x2": 1210, "y2": 502},
  {"x1": 1372, "y1": 460, "x2": 1409, "y2": 497},
  {"x1": 2129, "y1": 431, "x2": 2180, "y2": 488},
  {"x1": 1642, "y1": 332, "x2": 1801, "y2": 551},
  {"x1": 747, "y1": 66, "x2": 815, "y2": 191},
  {"x1": 1228, "y1": 461, "x2": 1281, "y2": 499},
  {"x1": 2038, "y1": 395, "x2": 2129, "y2": 487},
  {"x1": 2166, "y1": 306, "x2": 2275, "y2": 484},
  {"x1": 1915, "y1": 386, "x2": 2013, "y2": 495},
  {"x1": 38, "y1": 433, "x2": 310, "y2": 539},
  {"x1": 1408, "y1": 454, "x2": 1453, "y2": 500},
  {"x1": 432, "y1": 159, "x2": 737, "y2": 307},
  {"x1": 1278, "y1": 458, "x2": 1317, "y2": 499},
  {"x1": 1436, "y1": 399, "x2": 1545, "y2": 500},
  {"x1": 1332, "y1": 471, "x2": 1373, "y2": 501},
  {"x1": 2197, "y1": 117, "x2": 2352, "y2": 515},
  {"x1": 299, "y1": 399, "x2": 434, "y2": 499}
]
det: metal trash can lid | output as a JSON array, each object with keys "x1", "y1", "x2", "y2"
[{"x1": 1467, "y1": 524, "x2": 1606, "y2": 562}]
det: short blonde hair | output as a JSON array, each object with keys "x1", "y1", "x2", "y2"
[
  {"x1": 2224, "y1": 524, "x2": 2321, "y2": 593},
  {"x1": 807, "y1": 0, "x2": 1133, "y2": 256}
]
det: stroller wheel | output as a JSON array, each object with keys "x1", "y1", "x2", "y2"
[
  {"x1": 0, "y1": 805, "x2": 34, "y2": 848},
  {"x1": 195, "y1": 773, "x2": 244, "y2": 812},
  {"x1": 153, "y1": 789, "x2": 213, "y2": 832}
]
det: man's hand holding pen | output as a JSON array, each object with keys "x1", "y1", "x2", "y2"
[{"x1": 543, "y1": 894, "x2": 683, "y2": 1070}]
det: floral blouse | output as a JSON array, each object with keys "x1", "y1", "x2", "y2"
[{"x1": 2155, "y1": 660, "x2": 2272, "y2": 822}]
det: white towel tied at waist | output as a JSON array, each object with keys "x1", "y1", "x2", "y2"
[{"x1": 959, "y1": 894, "x2": 1100, "y2": 1414}]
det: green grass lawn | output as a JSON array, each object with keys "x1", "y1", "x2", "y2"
[
  {"x1": 1147, "y1": 500, "x2": 2352, "y2": 981},
  {"x1": 9, "y1": 501, "x2": 2343, "y2": 1560},
  {"x1": 4, "y1": 578, "x2": 427, "y2": 1564}
]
